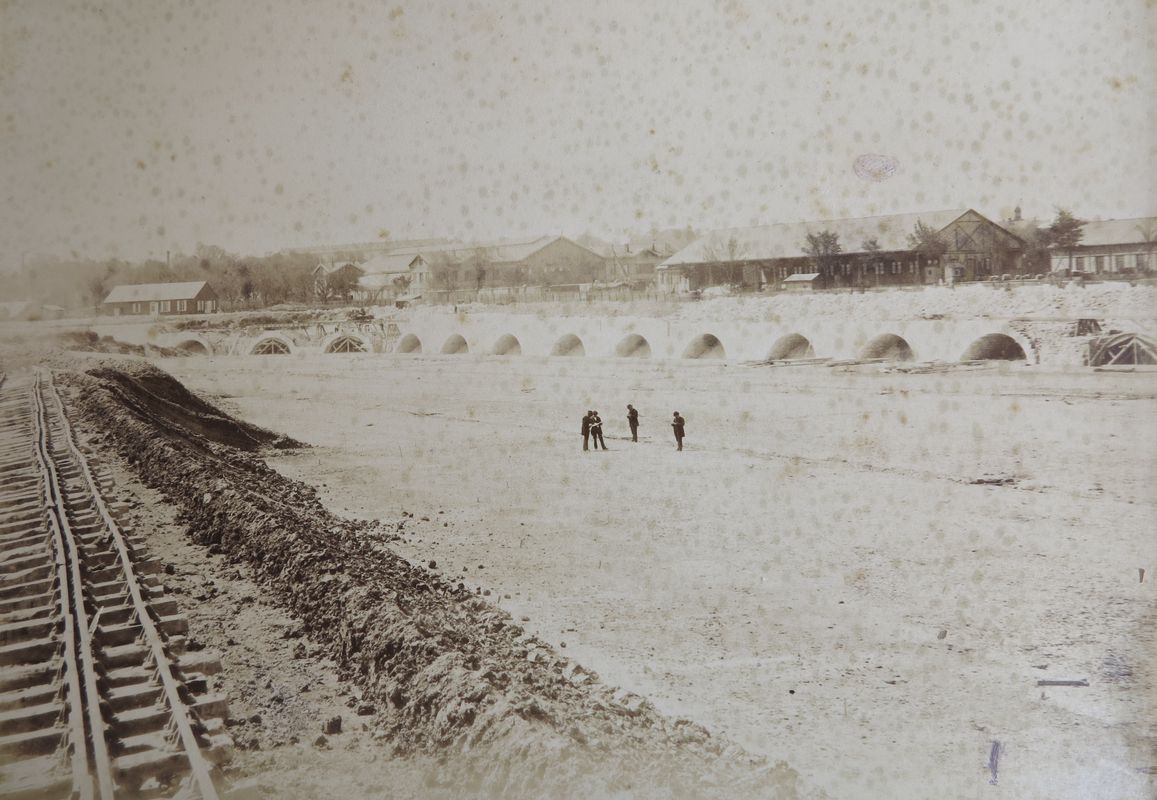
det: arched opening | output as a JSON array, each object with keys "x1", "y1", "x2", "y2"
[
  {"x1": 397, "y1": 333, "x2": 422, "y2": 354},
  {"x1": 767, "y1": 333, "x2": 814, "y2": 360},
  {"x1": 325, "y1": 335, "x2": 367, "y2": 354},
  {"x1": 251, "y1": 337, "x2": 291, "y2": 355},
  {"x1": 492, "y1": 334, "x2": 521, "y2": 356},
  {"x1": 961, "y1": 333, "x2": 1027, "y2": 361},
  {"x1": 859, "y1": 333, "x2": 914, "y2": 362},
  {"x1": 615, "y1": 334, "x2": 651, "y2": 358},
  {"x1": 441, "y1": 334, "x2": 469, "y2": 355},
  {"x1": 683, "y1": 333, "x2": 726, "y2": 359},
  {"x1": 176, "y1": 340, "x2": 209, "y2": 355},
  {"x1": 551, "y1": 334, "x2": 585, "y2": 357}
]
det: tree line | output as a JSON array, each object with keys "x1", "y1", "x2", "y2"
[{"x1": 0, "y1": 245, "x2": 320, "y2": 312}]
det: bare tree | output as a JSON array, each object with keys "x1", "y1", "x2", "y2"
[{"x1": 698, "y1": 233, "x2": 748, "y2": 289}]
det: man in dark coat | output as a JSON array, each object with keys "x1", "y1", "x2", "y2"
[
  {"x1": 671, "y1": 411, "x2": 685, "y2": 451},
  {"x1": 581, "y1": 410, "x2": 592, "y2": 451},
  {"x1": 590, "y1": 411, "x2": 607, "y2": 450},
  {"x1": 627, "y1": 404, "x2": 639, "y2": 442}
]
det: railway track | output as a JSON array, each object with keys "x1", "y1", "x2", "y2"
[{"x1": 0, "y1": 371, "x2": 231, "y2": 799}]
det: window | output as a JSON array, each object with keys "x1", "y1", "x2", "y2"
[
  {"x1": 161, "y1": 300, "x2": 171, "y2": 312},
  {"x1": 1074, "y1": 257, "x2": 1084, "y2": 270},
  {"x1": 1138, "y1": 254, "x2": 1148, "y2": 269},
  {"x1": 1114, "y1": 255, "x2": 1124, "y2": 272},
  {"x1": 131, "y1": 302, "x2": 141, "y2": 313},
  {"x1": 177, "y1": 300, "x2": 187, "y2": 312},
  {"x1": 1095, "y1": 256, "x2": 1105, "y2": 272}
]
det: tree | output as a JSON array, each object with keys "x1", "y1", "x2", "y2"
[
  {"x1": 1008, "y1": 221, "x2": 1050, "y2": 274},
  {"x1": 323, "y1": 265, "x2": 361, "y2": 302},
  {"x1": 698, "y1": 234, "x2": 749, "y2": 288},
  {"x1": 1046, "y1": 208, "x2": 1086, "y2": 272},
  {"x1": 1135, "y1": 221, "x2": 1156, "y2": 275},
  {"x1": 391, "y1": 274, "x2": 412, "y2": 294},
  {"x1": 907, "y1": 220, "x2": 948, "y2": 260},
  {"x1": 857, "y1": 238, "x2": 882, "y2": 287},
  {"x1": 802, "y1": 230, "x2": 841, "y2": 275},
  {"x1": 429, "y1": 251, "x2": 462, "y2": 294},
  {"x1": 700, "y1": 233, "x2": 747, "y2": 263}
]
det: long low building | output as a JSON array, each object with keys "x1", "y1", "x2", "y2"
[
  {"x1": 350, "y1": 235, "x2": 605, "y2": 302},
  {"x1": 1049, "y1": 217, "x2": 1157, "y2": 275},
  {"x1": 658, "y1": 209, "x2": 1026, "y2": 292},
  {"x1": 102, "y1": 281, "x2": 218, "y2": 315}
]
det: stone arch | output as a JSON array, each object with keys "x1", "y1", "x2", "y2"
[
  {"x1": 683, "y1": 333, "x2": 726, "y2": 359},
  {"x1": 859, "y1": 333, "x2": 915, "y2": 362},
  {"x1": 615, "y1": 334, "x2": 651, "y2": 358},
  {"x1": 250, "y1": 335, "x2": 293, "y2": 355},
  {"x1": 175, "y1": 339, "x2": 210, "y2": 355},
  {"x1": 324, "y1": 334, "x2": 367, "y2": 354},
  {"x1": 492, "y1": 334, "x2": 522, "y2": 356},
  {"x1": 441, "y1": 334, "x2": 469, "y2": 355},
  {"x1": 768, "y1": 333, "x2": 814, "y2": 360},
  {"x1": 961, "y1": 333, "x2": 1027, "y2": 361},
  {"x1": 397, "y1": 333, "x2": 422, "y2": 354},
  {"x1": 551, "y1": 334, "x2": 585, "y2": 356}
]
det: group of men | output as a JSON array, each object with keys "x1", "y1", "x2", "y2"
[{"x1": 581, "y1": 406, "x2": 686, "y2": 451}]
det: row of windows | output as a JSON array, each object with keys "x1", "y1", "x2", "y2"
[
  {"x1": 126, "y1": 299, "x2": 213, "y2": 313},
  {"x1": 1072, "y1": 253, "x2": 1148, "y2": 272}
]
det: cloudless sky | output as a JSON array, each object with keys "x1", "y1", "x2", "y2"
[{"x1": 1, "y1": 0, "x2": 1153, "y2": 266}]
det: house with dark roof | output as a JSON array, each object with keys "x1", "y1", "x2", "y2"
[
  {"x1": 1049, "y1": 216, "x2": 1157, "y2": 275},
  {"x1": 101, "y1": 281, "x2": 218, "y2": 315},
  {"x1": 657, "y1": 209, "x2": 1024, "y2": 292}
]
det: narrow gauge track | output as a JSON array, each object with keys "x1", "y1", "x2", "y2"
[{"x1": 0, "y1": 371, "x2": 231, "y2": 799}]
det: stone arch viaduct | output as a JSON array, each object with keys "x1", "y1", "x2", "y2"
[
  {"x1": 139, "y1": 312, "x2": 1046, "y2": 363},
  {"x1": 371, "y1": 314, "x2": 1038, "y2": 364}
]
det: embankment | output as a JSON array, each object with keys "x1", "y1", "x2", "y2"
[{"x1": 62, "y1": 361, "x2": 806, "y2": 799}]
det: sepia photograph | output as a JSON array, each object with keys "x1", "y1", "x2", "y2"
[{"x1": 0, "y1": 1, "x2": 1154, "y2": 797}]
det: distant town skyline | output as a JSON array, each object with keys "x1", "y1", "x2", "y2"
[{"x1": 2, "y1": 0, "x2": 1153, "y2": 268}]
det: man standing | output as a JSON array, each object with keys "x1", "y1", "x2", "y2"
[
  {"x1": 581, "y1": 410, "x2": 592, "y2": 451},
  {"x1": 590, "y1": 410, "x2": 607, "y2": 450},
  {"x1": 627, "y1": 404, "x2": 639, "y2": 442},
  {"x1": 671, "y1": 411, "x2": 685, "y2": 451}
]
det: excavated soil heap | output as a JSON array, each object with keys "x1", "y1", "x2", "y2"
[{"x1": 62, "y1": 362, "x2": 801, "y2": 799}]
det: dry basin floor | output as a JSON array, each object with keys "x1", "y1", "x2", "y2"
[{"x1": 160, "y1": 353, "x2": 1157, "y2": 800}]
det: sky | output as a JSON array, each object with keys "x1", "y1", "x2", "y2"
[{"x1": 1, "y1": 0, "x2": 1154, "y2": 267}]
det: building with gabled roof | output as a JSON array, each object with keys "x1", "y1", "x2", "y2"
[
  {"x1": 1049, "y1": 216, "x2": 1157, "y2": 275},
  {"x1": 657, "y1": 209, "x2": 1024, "y2": 292},
  {"x1": 402, "y1": 235, "x2": 604, "y2": 296},
  {"x1": 101, "y1": 281, "x2": 218, "y2": 315}
]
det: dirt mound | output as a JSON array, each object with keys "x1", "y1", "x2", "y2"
[
  {"x1": 54, "y1": 329, "x2": 189, "y2": 357},
  {"x1": 61, "y1": 365, "x2": 803, "y2": 799},
  {"x1": 83, "y1": 361, "x2": 300, "y2": 451}
]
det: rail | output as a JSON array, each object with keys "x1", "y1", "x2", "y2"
[{"x1": 0, "y1": 372, "x2": 229, "y2": 798}]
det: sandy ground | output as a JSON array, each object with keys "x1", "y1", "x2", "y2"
[{"x1": 158, "y1": 352, "x2": 1157, "y2": 799}]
